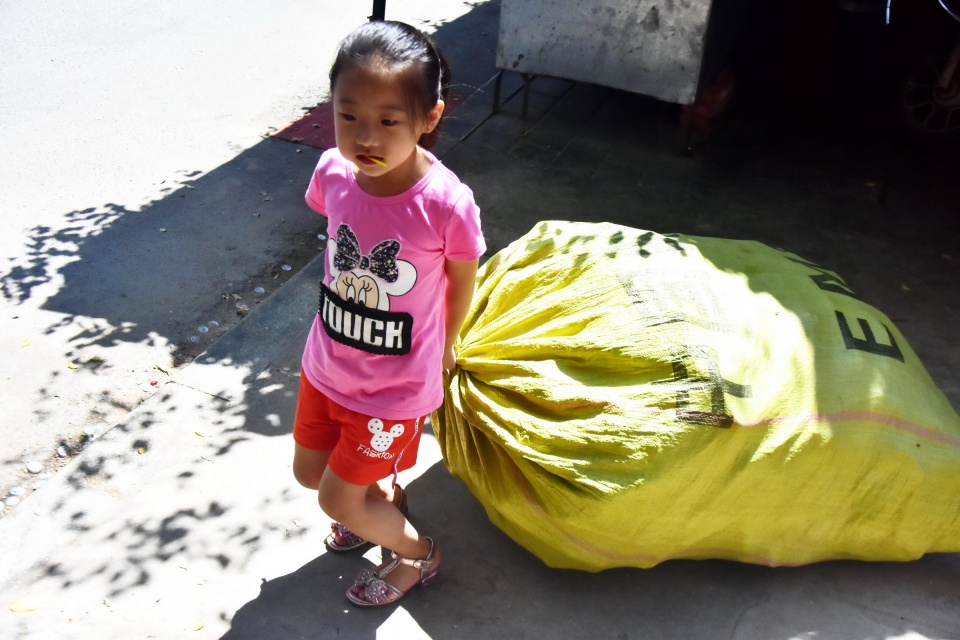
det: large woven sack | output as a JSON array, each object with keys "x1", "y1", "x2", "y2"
[{"x1": 433, "y1": 221, "x2": 960, "y2": 571}]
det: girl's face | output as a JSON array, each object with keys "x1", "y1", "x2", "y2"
[{"x1": 332, "y1": 64, "x2": 443, "y2": 196}]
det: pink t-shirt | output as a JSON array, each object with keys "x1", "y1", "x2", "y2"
[{"x1": 302, "y1": 148, "x2": 485, "y2": 419}]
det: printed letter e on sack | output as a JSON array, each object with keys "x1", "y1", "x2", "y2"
[{"x1": 835, "y1": 311, "x2": 904, "y2": 362}]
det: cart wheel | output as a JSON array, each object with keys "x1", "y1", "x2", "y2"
[{"x1": 895, "y1": 43, "x2": 960, "y2": 146}]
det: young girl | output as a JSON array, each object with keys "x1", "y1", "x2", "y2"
[{"x1": 291, "y1": 21, "x2": 485, "y2": 607}]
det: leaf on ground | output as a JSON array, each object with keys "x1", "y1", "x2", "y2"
[{"x1": 9, "y1": 599, "x2": 38, "y2": 613}]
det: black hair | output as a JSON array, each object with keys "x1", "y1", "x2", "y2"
[{"x1": 329, "y1": 21, "x2": 451, "y2": 127}]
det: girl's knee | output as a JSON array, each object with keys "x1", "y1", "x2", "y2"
[
  {"x1": 317, "y1": 475, "x2": 366, "y2": 523},
  {"x1": 317, "y1": 483, "x2": 349, "y2": 522},
  {"x1": 292, "y1": 445, "x2": 330, "y2": 490},
  {"x1": 293, "y1": 464, "x2": 323, "y2": 490}
]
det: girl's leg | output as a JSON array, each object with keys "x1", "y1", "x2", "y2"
[
  {"x1": 293, "y1": 443, "x2": 398, "y2": 500},
  {"x1": 292, "y1": 443, "x2": 330, "y2": 490},
  {"x1": 370, "y1": 477, "x2": 399, "y2": 501},
  {"x1": 318, "y1": 468, "x2": 434, "y2": 593},
  {"x1": 295, "y1": 443, "x2": 407, "y2": 553}
]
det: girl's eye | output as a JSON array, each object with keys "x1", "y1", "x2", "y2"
[
  {"x1": 339, "y1": 113, "x2": 356, "y2": 121},
  {"x1": 381, "y1": 119, "x2": 399, "y2": 126}
]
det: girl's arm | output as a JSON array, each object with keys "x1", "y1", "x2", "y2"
[{"x1": 442, "y1": 258, "x2": 479, "y2": 371}]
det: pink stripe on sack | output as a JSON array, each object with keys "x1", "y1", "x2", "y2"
[{"x1": 733, "y1": 412, "x2": 960, "y2": 448}]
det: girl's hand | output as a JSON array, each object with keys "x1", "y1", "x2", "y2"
[{"x1": 442, "y1": 344, "x2": 457, "y2": 371}]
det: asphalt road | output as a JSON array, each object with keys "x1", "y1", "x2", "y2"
[{"x1": 0, "y1": 0, "x2": 493, "y2": 510}]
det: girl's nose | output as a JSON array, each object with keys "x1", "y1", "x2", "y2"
[{"x1": 355, "y1": 122, "x2": 378, "y2": 147}]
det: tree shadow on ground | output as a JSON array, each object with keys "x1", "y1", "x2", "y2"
[
  {"x1": 0, "y1": 139, "x2": 324, "y2": 361},
  {"x1": 0, "y1": 0, "x2": 506, "y2": 505}
]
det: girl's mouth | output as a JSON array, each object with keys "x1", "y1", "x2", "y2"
[{"x1": 358, "y1": 154, "x2": 387, "y2": 167}]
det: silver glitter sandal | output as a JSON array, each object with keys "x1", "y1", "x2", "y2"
[{"x1": 346, "y1": 537, "x2": 441, "y2": 606}]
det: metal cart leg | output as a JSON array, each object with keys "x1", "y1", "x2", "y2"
[
  {"x1": 520, "y1": 74, "x2": 532, "y2": 119},
  {"x1": 493, "y1": 71, "x2": 504, "y2": 114},
  {"x1": 492, "y1": 70, "x2": 535, "y2": 119}
]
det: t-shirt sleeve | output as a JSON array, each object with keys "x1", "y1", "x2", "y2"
[
  {"x1": 443, "y1": 187, "x2": 486, "y2": 261},
  {"x1": 304, "y1": 153, "x2": 331, "y2": 216}
]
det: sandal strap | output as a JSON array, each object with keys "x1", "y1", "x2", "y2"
[
  {"x1": 331, "y1": 522, "x2": 364, "y2": 542},
  {"x1": 327, "y1": 522, "x2": 367, "y2": 551},
  {"x1": 352, "y1": 567, "x2": 404, "y2": 605},
  {"x1": 394, "y1": 554, "x2": 435, "y2": 570},
  {"x1": 389, "y1": 537, "x2": 437, "y2": 572}
]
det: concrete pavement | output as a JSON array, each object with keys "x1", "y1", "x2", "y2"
[
  {"x1": 0, "y1": 0, "x2": 493, "y2": 523},
  {"x1": 2, "y1": 1, "x2": 960, "y2": 638}
]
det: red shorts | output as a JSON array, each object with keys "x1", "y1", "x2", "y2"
[{"x1": 292, "y1": 371, "x2": 424, "y2": 486}]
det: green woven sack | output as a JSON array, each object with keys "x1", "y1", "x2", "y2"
[{"x1": 434, "y1": 221, "x2": 960, "y2": 570}]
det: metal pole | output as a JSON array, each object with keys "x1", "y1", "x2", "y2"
[{"x1": 370, "y1": 0, "x2": 386, "y2": 21}]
